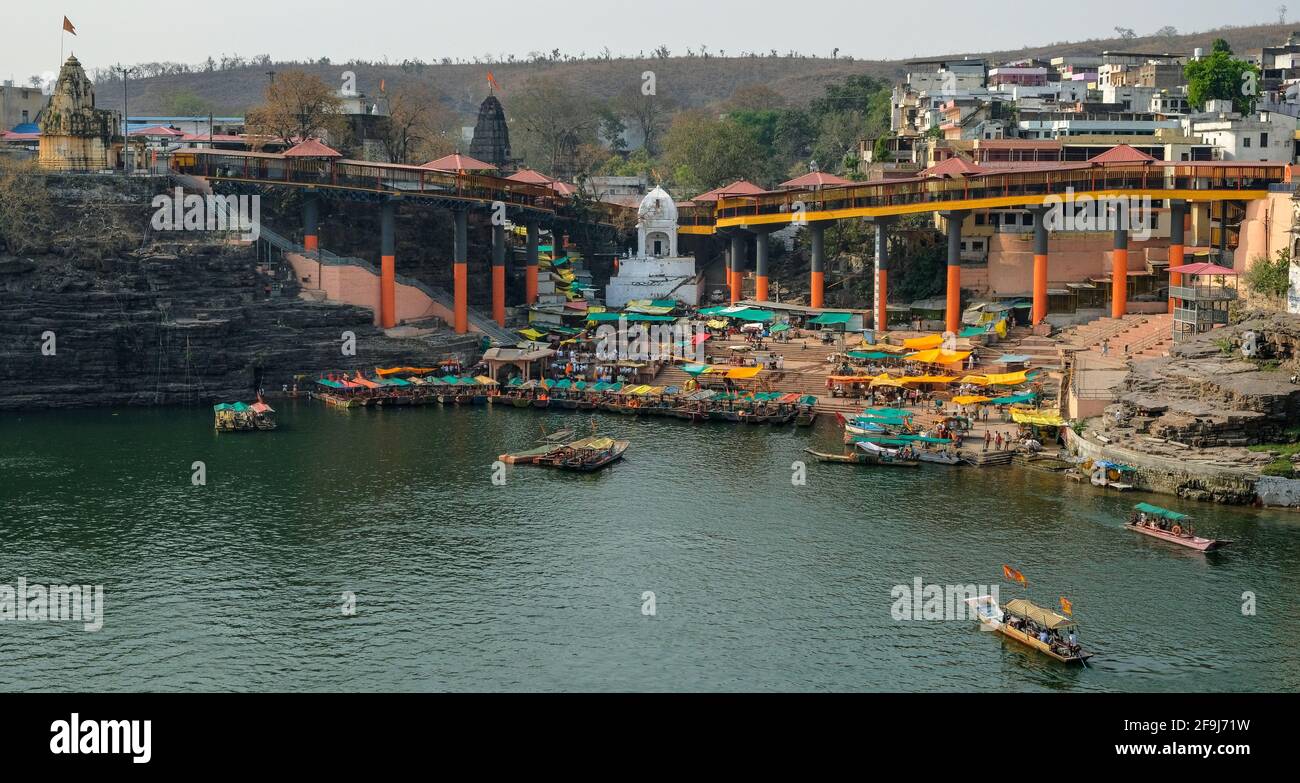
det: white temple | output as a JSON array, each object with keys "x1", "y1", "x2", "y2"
[{"x1": 604, "y1": 186, "x2": 701, "y2": 308}]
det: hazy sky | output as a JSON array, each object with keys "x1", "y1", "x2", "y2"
[{"x1": 1, "y1": 0, "x2": 1287, "y2": 82}]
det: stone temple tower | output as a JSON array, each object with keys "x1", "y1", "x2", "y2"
[
  {"x1": 468, "y1": 95, "x2": 513, "y2": 172},
  {"x1": 38, "y1": 55, "x2": 120, "y2": 171}
]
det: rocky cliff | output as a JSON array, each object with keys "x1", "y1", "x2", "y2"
[{"x1": 0, "y1": 176, "x2": 478, "y2": 409}]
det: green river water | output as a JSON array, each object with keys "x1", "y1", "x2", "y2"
[{"x1": 1, "y1": 402, "x2": 1298, "y2": 691}]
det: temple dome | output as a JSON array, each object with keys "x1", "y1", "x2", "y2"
[{"x1": 638, "y1": 186, "x2": 678, "y2": 223}]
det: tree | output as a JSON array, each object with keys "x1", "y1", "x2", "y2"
[
  {"x1": 614, "y1": 83, "x2": 676, "y2": 157},
  {"x1": 598, "y1": 106, "x2": 628, "y2": 155},
  {"x1": 1154, "y1": 26, "x2": 1178, "y2": 38},
  {"x1": 163, "y1": 89, "x2": 214, "y2": 117},
  {"x1": 377, "y1": 84, "x2": 458, "y2": 164},
  {"x1": 1114, "y1": 27, "x2": 1136, "y2": 40},
  {"x1": 1184, "y1": 40, "x2": 1261, "y2": 113},
  {"x1": 244, "y1": 70, "x2": 344, "y2": 147},
  {"x1": 661, "y1": 110, "x2": 766, "y2": 195},
  {"x1": 506, "y1": 76, "x2": 600, "y2": 177},
  {"x1": 1245, "y1": 248, "x2": 1292, "y2": 300},
  {"x1": 0, "y1": 159, "x2": 53, "y2": 255}
]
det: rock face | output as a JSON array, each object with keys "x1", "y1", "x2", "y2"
[
  {"x1": 1109, "y1": 314, "x2": 1300, "y2": 447},
  {"x1": 0, "y1": 180, "x2": 481, "y2": 409}
]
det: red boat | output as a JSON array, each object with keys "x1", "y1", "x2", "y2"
[{"x1": 1125, "y1": 503, "x2": 1231, "y2": 552}]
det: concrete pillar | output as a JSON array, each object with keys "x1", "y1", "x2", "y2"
[
  {"x1": 303, "y1": 191, "x2": 319, "y2": 253},
  {"x1": 1168, "y1": 199, "x2": 1186, "y2": 314},
  {"x1": 809, "y1": 223, "x2": 826, "y2": 309},
  {"x1": 453, "y1": 209, "x2": 468, "y2": 334},
  {"x1": 1030, "y1": 206, "x2": 1050, "y2": 325},
  {"x1": 754, "y1": 229, "x2": 770, "y2": 302},
  {"x1": 1112, "y1": 223, "x2": 1128, "y2": 319},
  {"x1": 942, "y1": 211, "x2": 967, "y2": 334},
  {"x1": 1217, "y1": 200, "x2": 1229, "y2": 265},
  {"x1": 492, "y1": 223, "x2": 506, "y2": 327},
  {"x1": 525, "y1": 223, "x2": 539, "y2": 304},
  {"x1": 874, "y1": 218, "x2": 892, "y2": 332},
  {"x1": 379, "y1": 199, "x2": 396, "y2": 329},
  {"x1": 729, "y1": 232, "x2": 745, "y2": 304}
]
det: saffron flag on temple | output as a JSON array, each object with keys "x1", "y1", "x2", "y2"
[
  {"x1": 1002, "y1": 565, "x2": 1027, "y2": 586},
  {"x1": 379, "y1": 78, "x2": 386, "y2": 94},
  {"x1": 63, "y1": 16, "x2": 77, "y2": 35},
  {"x1": 1059, "y1": 597, "x2": 1073, "y2": 617},
  {"x1": 487, "y1": 71, "x2": 501, "y2": 91}
]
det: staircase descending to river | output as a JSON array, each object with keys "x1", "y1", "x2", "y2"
[{"x1": 258, "y1": 225, "x2": 517, "y2": 345}]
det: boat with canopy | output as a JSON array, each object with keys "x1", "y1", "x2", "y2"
[
  {"x1": 1125, "y1": 503, "x2": 1231, "y2": 551},
  {"x1": 966, "y1": 596, "x2": 1093, "y2": 664}
]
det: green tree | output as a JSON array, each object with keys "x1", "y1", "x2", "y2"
[
  {"x1": 1184, "y1": 39, "x2": 1261, "y2": 113},
  {"x1": 1244, "y1": 248, "x2": 1292, "y2": 300},
  {"x1": 662, "y1": 110, "x2": 766, "y2": 195}
]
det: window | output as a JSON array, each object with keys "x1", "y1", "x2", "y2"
[
  {"x1": 1243, "y1": 136, "x2": 1251, "y2": 148},
  {"x1": 1261, "y1": 132, "x2": 1269, "y2": 147}
]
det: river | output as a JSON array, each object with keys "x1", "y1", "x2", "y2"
[{"x1": 1, "y1": 402, "x2": 1297, "y2": 692}]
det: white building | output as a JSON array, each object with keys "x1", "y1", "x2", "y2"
[
  {"x1": 605, "y1": 187, "x2": 701, "y2": 308},
  {"x1": 1187, "y1": 100, "x2": 1299, "y2": 162}
]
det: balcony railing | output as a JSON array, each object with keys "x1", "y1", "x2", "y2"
[
  {"x1": 1173, "y1": 306, "x2": 1230, "y2": 324},
  {"x1": 1170, "y1": 285, "x2": 1237, "y2": 301}
]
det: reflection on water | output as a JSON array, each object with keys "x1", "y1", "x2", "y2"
[{"x1": 1, "y1": 402, "x2": 1297, "y2": 692}]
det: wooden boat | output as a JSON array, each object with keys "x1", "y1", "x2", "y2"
[
  {"x1": 966, "y1": 596, "x2": 1093, "y2": 665},
  {"x1": 498, "y1": 446, "x2": 560, "y2": 465},
  {"x1": 535, "y1": 436, "x2": 629, "y2": 472},
  {"x1": 916, "y1": 450, "x2": 963, "y2": 466},
  {"x1": 795, "y1": 410, "x2": 817, "y2": 426},
  {"x1": 1125, "y1": 503, "x2": 1231, "y2": 551},
  {"x1": 560, "y1": 398, "x2": 582, "y2": 410},
  {"x1": 214, "y1": 401, "x2": 276, "y2": 431},
  {"x1": 803, "y1": 448, "x2": 919, "y2": 467},
  {"x1": 511, "y1": 396, "x2": 533, "y2": 408},
  {"x1": 768, "y1": 408, "x2": 797, "y2": 426},
  {"x1": 532, "y1": 398, "x2": 551, "y2": 409}
]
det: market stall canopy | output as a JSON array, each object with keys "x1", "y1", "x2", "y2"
[
  {"x1": 952, "y1": 395, "x2": 992, "y2": 405},
  {"x1": 903, "y1": 335, "x2": 944, "y2": 351},
  {"x1": 905, "y1": 349, "x2": 970, "y2": 365},
  {"x1": 808, "y1": 312, "x2": 853, "y2": 326},
  {"x1": 1010, "y1": 408, "x2": 1065, "y2": 426},
  {"x1": 726, "y1": 366, "x2": 764, "y2": 380}
]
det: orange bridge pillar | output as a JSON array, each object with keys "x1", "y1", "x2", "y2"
[
  {"x1": 453, "y1": 209, "x2": 468, "y2": 334},
  {"x1": 874, "y1": 217, "x2": 892, "y2": 332},
  {"x1": 491, "y1": 223, "x2": 506, "y2": 327},
  {"x1": 941, "y1": 210, "x2": 968, "y2": 334},
  {"x1": 1112, "y1": 224, "x2": 1128, "y2": 319},
  {"x1": 729, "y1": 232, "x2": 745, "y2": 304},
  {"x1": 809, "y1": 223, "x2": 825, "y2": 309},
  {"x1": 1167, "y1": 199, "x2": 1186, "y2": 314},
  {"x1": 525, "y1": 223, "x2": 539, "y2": 304},
  {"x1": 302, "y1": 191, "x2": 319, "y2": 253},
  {"x1": 1029, "y1": 205, "x2": 1050, "y2": 326},
  {"x1": 754, "y1": 228, "x2": 770, "y2": 302},
  {"x1": 379, "y1": 199, "x2": 396, "y2": 329}
]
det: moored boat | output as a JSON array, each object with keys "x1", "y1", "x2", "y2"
[
  {"x1": 534, "y1": 436, "x2": 630, "y2": 472},
  {"x1": 1125, "y1": 503, "x2": 1231, "y2": 551},
  {"x1": 803, "y1": 447, "x2": 919, "y2": 467}
]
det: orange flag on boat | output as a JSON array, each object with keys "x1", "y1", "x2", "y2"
[
  {"x1": 62, "y1": 16, "x2": 77, "y2": 35},
  {"x1": 1002, "y1": 565, "x2": 1027, "y2": 586},
  {"x1": 487, "y1": 71, "x2": 501, "y2": 91},
  {"x1": 1059, "y1": 597, "x2": 1073, "y2": 617}
]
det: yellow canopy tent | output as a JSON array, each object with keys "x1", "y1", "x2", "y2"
[
  {"x1": 726, "y1": 366, "x2": 764, "y2": 380},
  {"x1": 870, "y1": 374, "x2": 907, "y2": 388},
  {"x1": 904, "y1": 348, "x2": 971, "y2": 365},
  {"x1": 902, "y1": 375, "x2": 958, "y2": 385},
  {"x1": 903, "y1": 335, "x2": 944, "y2": 350},
  {"x1": 1011, "y1": 408, "x2": 1066, "y2": 427},
  {"x1": 518, "y1": 328, "x2": 545, "y2": 341},
  {"x1": 983, "y1": 370, "x2": 1031, "y2": 386},
  {"x1": 375, "y1": 367, "x2": 436, "y2": 376},
  {"x1": 707, "y1": 319, "x2": 729, "y2": 329},
  {"x1": 952, "y1": 395, "x2": 992, "y2": 405}
]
